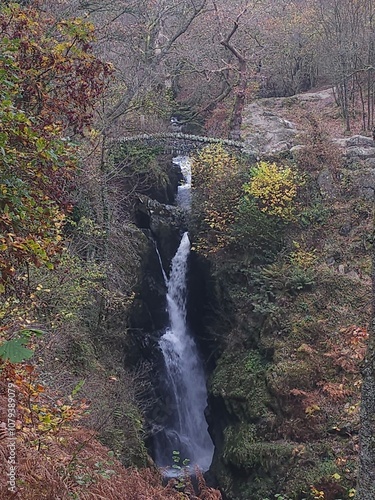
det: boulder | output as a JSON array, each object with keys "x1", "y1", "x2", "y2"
[
  {"x1": 346, "y1": 135, "x2": 374, "y2": 147},
  {"x1": 345, "y1": 146, "x2": 375, "y2": 160},
  {"x1": 290, "y1": 145, "x2": 305, "y2": 158},
  {"x1": 349, "y1": 168, "x2": 375, "y2": 200},
  {"x1": 346, "y1": 270, "x2": 361, "y2": 280},
  {"x1": 241, "y1": 100, "x2": 298, "y2": 153},
  {"x1": 364, "y1": 157, "x2": 375, "y2": 168},
  {"x1": 339, "y1": 222, "x2": 352, "y2": 236},
  {"x1": 271, "y1": 141, "x2": 290, "y2": 153},
  {"x1": 333, "y1": 138, "x2": 349, "y2": 148},
  {"x1": 317, "y1": 168, "x2": 339, "y2": 200}
]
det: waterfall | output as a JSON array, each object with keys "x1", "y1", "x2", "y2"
[
  {"x1": 153, "y1": 157, "x2": 214, "y2": 473},
  {"x1": 174, "y1": 155, "x2": 192, "y2": 210}
]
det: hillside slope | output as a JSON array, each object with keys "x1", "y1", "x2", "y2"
[{"x1": 193, "y1": 88, "x2": 373, "y2": 500}]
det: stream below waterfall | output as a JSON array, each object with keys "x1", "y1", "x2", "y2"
[{"x1": 153, "y1": 156, "x2": 214, "y2": 474}]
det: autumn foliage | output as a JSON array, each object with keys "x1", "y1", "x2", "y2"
[
  {"x1": 244, "y1": 161, "x2": 299, "y2": 220},
  {"x1": 0, "y1": 4, "x2": 223, "y2": 499},
  {"x1": 0, "y1": 2, "x2": 112, "y2": 285},
  {"x1": 0, "y1": 2, "x2": 111, "y2": 337},
  {"x1": 191, "y1": 148, "x2": 301, "y2": 260},
  {"x1": 0, "y1": 359, "x2": 222, "y2": 499},
  {"x1": 191, "y1": 144, "x2": 244, "y2": 253}
]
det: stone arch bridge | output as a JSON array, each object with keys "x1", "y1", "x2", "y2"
[{"x1": 115, "y1": 132, "x2": 249, "y2": 155}]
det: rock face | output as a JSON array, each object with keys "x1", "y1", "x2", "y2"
[
  {"x1": 317, "y1": 168, "x2": 339, "y2": 200},
  {"x1": 128, "y1": 229, "x2": 168, "y2": 334},
  {"x1": 135, "y1": 195, "x2": 186, "y2": 269},
  {"x1": 127, "y1": 157, "x2": 189, "y2": 367},
  {"x1": 128, "y1": 164, "x2": 192, "y2": 442},
  {"x1": 242, "y1": 100, "x2": 298, "y2": 154},
  {"x1": 349, "y1": 169, "x2": 375, "y2": 200},
  {"x1": 333, "y1": 134, "x2": 374, "y2": 148},
  {"x1": 241, "y1": 89, "x2": 336, "y2": 154},
  {"x1": 346, "y1": 135, "x2": 375, "y2": 147},
  {"x1": 130, "y1": 194, "x2": 187, "y2": 342},
  {"x1": 241, "y1": 91, "x2": 375, "y2": 204},
  {"x1": 240, "y1": 85, "x2": 375, "y2": 173}
]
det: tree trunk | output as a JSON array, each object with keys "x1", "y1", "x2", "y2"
[
  {"x1": 357, "y1": 246, "x2": 375, "y2": 499},
  {"x1": 228, "y1": 58, "x2": 247, "y2": 141},
  {"x1": 218, "y1": 12, "x2": 248, "y2": 142}
]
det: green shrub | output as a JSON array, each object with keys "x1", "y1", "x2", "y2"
[
  {"x1": 232, "y1": 196, "x2": 284, "y2": 261},
  {"x1": 244, "y1": 161, "x2": 299, "y2": 220},
  {"x1": 109, "y1": 143, "x2": 168, "y2": 195},
  {"x1": 299, "y1": 203, "x2": 331, "y2": 228}
]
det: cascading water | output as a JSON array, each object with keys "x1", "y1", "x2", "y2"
[
  {"x1": 153, "y1": 157, "x2": 214, "y2": 473},
  {"x1": 174, "y1": 155, "x2": 192, "y2": 210}
]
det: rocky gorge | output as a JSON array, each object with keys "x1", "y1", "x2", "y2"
[{"x1": 118, "y1": 87, "x2": 373, "y2": 499}]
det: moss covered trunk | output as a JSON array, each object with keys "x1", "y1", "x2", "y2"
[{"x1": 357, "y1": 248, "x2": 375, "y2": 499}]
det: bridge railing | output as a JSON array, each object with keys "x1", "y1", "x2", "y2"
[{"x1": 116, "y1": 132, "x2": 245, "y2": 150}]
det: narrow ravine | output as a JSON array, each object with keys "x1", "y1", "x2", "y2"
[
  {"x1": 153, "y1": 157, "x2": 214, "y2": 474},
  {"x1": 174, "y1": 155, "x2": 192, "y2": 210}
]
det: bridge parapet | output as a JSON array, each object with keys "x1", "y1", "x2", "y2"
[{"x1": 116, "y1": 132, "x2": 246, "y2": 155}]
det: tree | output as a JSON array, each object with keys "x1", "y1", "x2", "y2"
[
  {"x1": 211, "y1": 1, "x2": 250, "y2": 140},
  {"x1": 317, "y1": 0, "x2": 375, "y2": 131},
  {"x1": 356, "y1": 248, "x2": 375, "y2": 498},
  {"x1": 69, "y1": 0, "x2": 207, "y2": 132},
  {"x1": 254, "y1": 0, "x2": 320, "y2": 97},
  {"x1": 244, "y1": 161, "x2": 299, "y2": 220},
  {"x1": 0, "y1": 2, "x2": 110, "y2": 337}
]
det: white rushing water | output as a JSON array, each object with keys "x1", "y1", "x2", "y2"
[
  {"x1": 154, "y1": 157, "x2": 214, "y2": 473},
  {"x1": 174, "y1": 155, "x2": 192, "y2": 210}
]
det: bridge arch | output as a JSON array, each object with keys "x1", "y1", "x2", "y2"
[{"x1": 115, "y1": 132, "x2": 246, "y2": 155}]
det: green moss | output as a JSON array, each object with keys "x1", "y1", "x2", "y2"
[
  {"x1": 284, "y1": 457, "x2": 341, "y2": 499},
  {"x1": 266, "y1": 359, "x2": 318, "y2": 395},
  {"x1": 210, "y1": 349, "x2": 270, "y2": 419},
  {"x1": 109, "y1": 143, "x2": 170, "y2": 195},
  {"x1": 219, "y1": 437, "x2": 347, "y2": 500},
  {"x1": 223, "y1": 423, "x2": 295, "y2": 471}
]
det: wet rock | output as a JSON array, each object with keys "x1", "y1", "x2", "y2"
[
  {"x1": 135, "y1": 195, "x2": 186, "y2": 268},
  {"x1": 128, "y1": 231, "x2": 168, "y2": 334}
]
